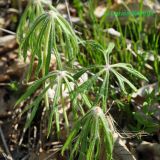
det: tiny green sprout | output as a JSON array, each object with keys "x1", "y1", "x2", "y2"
[
  {"x1": 8, "y1": 81, "x2": 19, "y2": 91},
  {"x1": 62, "y1": 106, "x2": 114, "y2": 160}
]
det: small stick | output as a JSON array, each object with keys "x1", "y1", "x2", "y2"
[
  {"x1": 65, "y1": 0, "x2": 73, "y2": 26},
  {"x1": 0, "y1": 28, "x2": 16, "y2": 35}
]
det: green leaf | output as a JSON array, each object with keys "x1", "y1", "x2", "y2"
[
  {"x1": 20, "y1": 13, "x2": 47, "y2": 61},
  {"x1": 35, "y1": 18, "x2": 49, "y2": 77},
  {"x1": 15, "y1": 73, "x2": 55, "y2": 107},
  {"x1": 24, "y1": 84, "x2": 51, "y2": 129},
  {"x1": 97, "y1": 71, "x2": 110, "y2": 111},
  {"x1": 111, "y1": 63, "x2": 148, "y2": 81},
  {"x1": 106, "y1": 42, "x2": 115, "y2": 55},
  {"x1": 86, "y1": 117, "x2": 98, "y2": 160},
  {"x1": 104, "y1": 42, "x2": 115, "y2": 63},
  {"x1": 16, "y1": 0, "x2": 44, "y2": 39},
  {"x1": 62, "y1": 107, "x2": 114, "y2": 160},
  {"x1": 45, "y1": 21, "x2": 52, "y2": 75},
  {"x1": 72, "y1": 70, "x2": 104, "y2": 97},
  {"x1": 111, "y1": 68, "x2": 137, "y2": 93},
  {"x1": 99, "y1": 114, "x2": 113, "y2": 160},
  {"x1": 82, "y1": 94, "x2": 92, "y2": 108},
  {"x1": 47, "y1": 77, "x2": 61, "y2": 137},
  {"x1": 62, "y1": 121, "x2": 81, "y2": 155}
]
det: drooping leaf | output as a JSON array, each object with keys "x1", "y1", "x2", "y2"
[
  {"x1": 15, "y1": 73, "x2": 55, "y2": 107},
  {"x1": 24, "y1": 84, "x2": 51, "y2": 130},
  {"x1": 48, "y1": 77, "x2": 61, "y2": 137},
  {"x1": 111, "y1": 63, "x2": 148, "y2": 81},
  {"x1": 62, "y1": 107, "x2": 114, "y2": 160}
]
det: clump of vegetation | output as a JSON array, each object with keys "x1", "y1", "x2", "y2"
[{"x1": 14, "y1": 0, "x2": 160, "y2": 159}]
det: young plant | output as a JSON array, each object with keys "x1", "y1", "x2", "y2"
[
  {"x1": 62, "y1": 107, "x2": 113, "y2": 160},
  {"x1": 17, "y1": 6, "x2": 79, "y2": 115},
  {"x1": 73, "y1": 42, "x2": 147, "y2": 112},
  {"x1": 15, "y1": 69, "x2": 83, "y2": 136},
  {"x1": 19, "y1": 8, "x2": 79, "y2": 79}
]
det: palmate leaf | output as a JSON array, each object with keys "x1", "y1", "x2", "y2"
[
  {"x1": 45, "y1": 70, "x2": 81, "y2": 136},
  {"x1": 27, "y1": 17, "x2": 49, "y2": 80},
  {"x1": 62, "y1": 107, "x2": 114, "y2": 160},
  {"x1": 17, "y1": 0, "x2": 55, "y2": 43},
  {"x1": 78, "y1": 118, "x2": 93, "y2": 160},
  {"x1": 74, "y1": 42, "x2": 147, "y2": 111},
  {"x1": 62, "y1": 109, "x2": 93, "y2": 156},
  {"x1": 72, "y1": 115, "x2": 93, "y2": 160},
  {"x1": 51, "y1": 10, "x2": 79, "y2": 63},
  {"x1": 16, "y1": 69, "x2": 80, "y2": 136},
  {"x1": 20, "y1": 8, "x2": 79, "y2": 80}
]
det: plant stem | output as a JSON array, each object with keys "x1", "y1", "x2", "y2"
[{"x1": 61, "y1": 84, "x2": 69, "y2": 134}]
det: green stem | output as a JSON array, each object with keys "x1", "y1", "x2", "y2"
[{"x1": 61, "y1": 84, "x2": 69, "y2": 134}]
